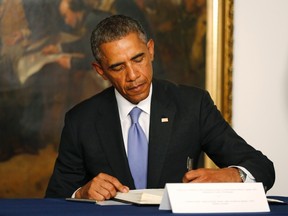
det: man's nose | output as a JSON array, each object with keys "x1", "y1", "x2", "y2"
[{"x1": 126, "y1": 65, "x2": 139, "y2": 81}]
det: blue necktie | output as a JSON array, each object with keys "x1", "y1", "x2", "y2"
[{"x1": 127, "y1": 107, "x2": 148, "y2": 189}]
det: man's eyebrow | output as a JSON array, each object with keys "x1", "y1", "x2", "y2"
[{"x1": 131, "y1": 52, "x2": 144, "y2": 60}]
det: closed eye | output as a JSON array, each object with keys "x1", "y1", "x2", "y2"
[
  {"x1": 132, "y1": 53, "x2": 144, "y2": 63},
  {"x1": 109, "y1": 63, "x2": 124, "y2": 72}
]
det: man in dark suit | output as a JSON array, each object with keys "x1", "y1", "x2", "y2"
[{"x1": 46, "y1": 15, "x2": 275, "y2": 200}]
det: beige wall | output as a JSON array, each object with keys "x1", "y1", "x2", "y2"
[{"x1": 233, "y1": 0, "x2": 288, "y2": 196}]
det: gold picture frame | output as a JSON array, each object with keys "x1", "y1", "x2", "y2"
[{"x1": 205, "y1": 0, "x2": 234, "y2": 167}]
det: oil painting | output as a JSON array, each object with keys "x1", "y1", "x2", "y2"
[{"x1": 0, "y1": 0, "x2": 232, "y2": 197}]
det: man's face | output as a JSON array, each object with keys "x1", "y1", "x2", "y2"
[
  {"x1": 59, "y1": 0, "x2": 78, "y2": 28},
  {"x1": 93, "y1": 33, "x2": 154, "y2": 104}
]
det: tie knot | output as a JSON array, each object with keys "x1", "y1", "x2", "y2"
[{"x1": 129, "y1": 107, "x2": 142, "y2": 124}]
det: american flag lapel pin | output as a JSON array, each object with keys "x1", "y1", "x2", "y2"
[{"x1": 161, "y1": 117, "x2": 169, "y2": 123}]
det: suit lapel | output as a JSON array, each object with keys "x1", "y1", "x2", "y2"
[
  {"x1": 94, "y1": 88, "x2": 135, "y2": 188},
  {"x1": 147, "y1": 81, "x2": 176, "y2": 188}
]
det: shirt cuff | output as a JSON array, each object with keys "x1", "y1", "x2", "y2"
[
  {"x1": 229, "y1": 165, "x2": 256, "y2": 183},
  {"x1": 71, "y1": 187, "x2": 81, "y2": 198}
]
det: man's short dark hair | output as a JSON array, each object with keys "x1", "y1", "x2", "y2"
[{"x1": 90, "y1": 15, "x2": 147, "y2": 63}]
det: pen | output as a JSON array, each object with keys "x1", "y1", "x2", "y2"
[{"x1": 186, "y1": 156, "x2": 193, "y2": 171}]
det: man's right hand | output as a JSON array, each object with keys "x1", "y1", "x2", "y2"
[{"x1": 75, "y1": 173, "x2": 129, "y2": 201}]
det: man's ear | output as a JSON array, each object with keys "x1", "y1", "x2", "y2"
[
  {"x1": 92, "y1": 62, "x2": 108, "y2": 80},
  {"x1": 147, "y1": 39, "x2": 155, "y2": 61}
]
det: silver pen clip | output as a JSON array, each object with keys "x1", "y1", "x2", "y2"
[{"x1": 187, "y1": 156, "x2": 193, "y2": 171}]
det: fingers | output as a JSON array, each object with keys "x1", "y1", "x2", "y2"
[
  {"x1": 182, "y1": 168, "x2": 240, "y2": 183},
  {"x1": 182, "y1": 169, "x2": 203, "y2": 183},
  {"x1": 77, "y1": 173, "x2": 129, "y2": 201},
  {"x1": 97, "y1": 173, "x2": 129, "y2": 193}
]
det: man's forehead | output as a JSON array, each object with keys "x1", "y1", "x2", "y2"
[{"x1": 100, "y1": 34, "x2": 146, "y2": 59}]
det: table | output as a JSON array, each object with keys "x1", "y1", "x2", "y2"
[{"x1": 0, "y1": 196, "x2": 287, "y2": 216}]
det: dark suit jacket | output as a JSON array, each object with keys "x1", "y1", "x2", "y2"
[{"x1": 45, "y1": 79, "x2": 275, "y2": 198}]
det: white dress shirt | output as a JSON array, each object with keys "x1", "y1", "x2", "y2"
[{"x1": 115, "y1": 85, "x2": 152, "y2": 154}]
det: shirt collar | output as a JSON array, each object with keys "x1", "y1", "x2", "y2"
[{"x1": 115, "y1": 84, "x2": 152, "y2": 119}]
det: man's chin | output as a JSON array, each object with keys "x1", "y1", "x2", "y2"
[{"x1": 127, "y1": 93, "x2": 149, "y2": 104}]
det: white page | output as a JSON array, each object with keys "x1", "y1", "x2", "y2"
[{"x1": 114, "y1": 189, "x2": 164, "y2": 205}]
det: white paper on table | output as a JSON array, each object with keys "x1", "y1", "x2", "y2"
[
  {"x1": 97, "y1": 200, "x2": 131, "y2": 206},
  {"x1": 159, "y1": 183, "x2": 270, "y2": 213}
]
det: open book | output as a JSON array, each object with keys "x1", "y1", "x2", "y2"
[
  {"x1": 66, "y1": 189, "x2": 164, "y2": 205},
  {"x1": 114, "y1": 189, "x2": 164, "y2": 205}
]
